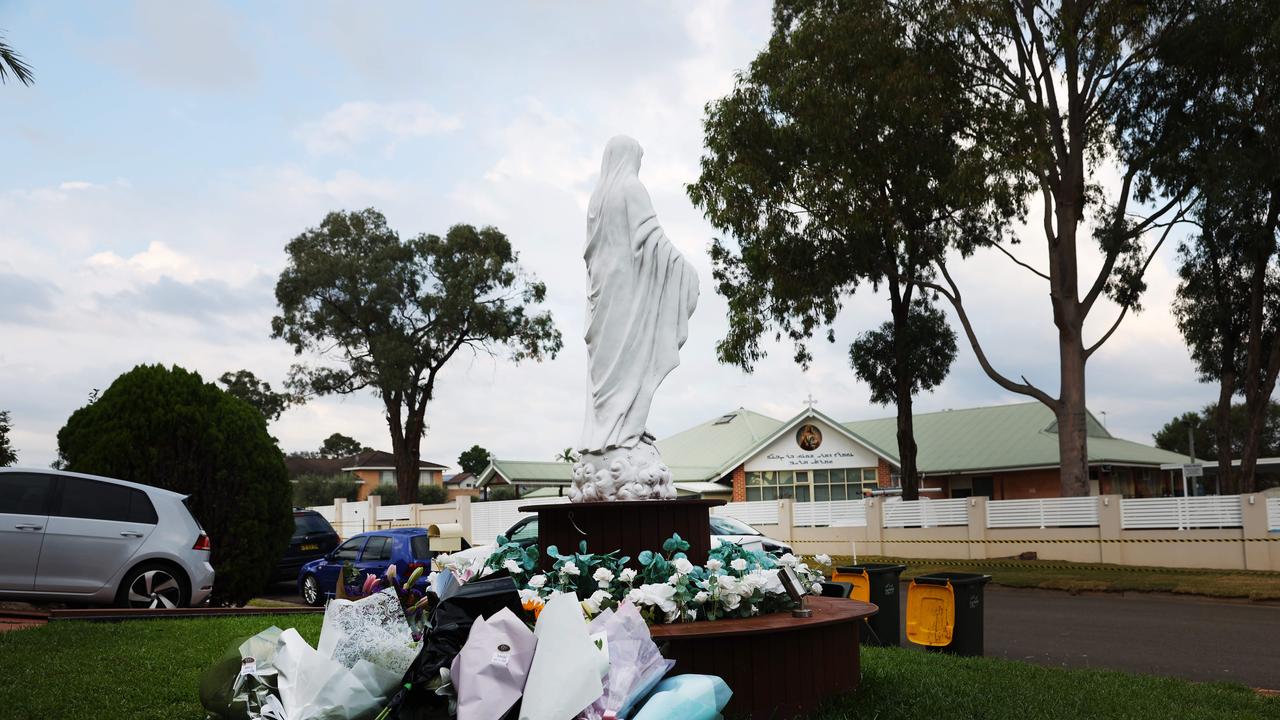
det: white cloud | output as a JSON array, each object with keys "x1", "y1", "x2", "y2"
[{"x1": 295, "y1": 101, "x2": 462, "y2": 156}]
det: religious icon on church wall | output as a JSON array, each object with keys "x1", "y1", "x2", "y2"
[{"x1": 796, "y1": 424, "x2": 823, "y2": 451}]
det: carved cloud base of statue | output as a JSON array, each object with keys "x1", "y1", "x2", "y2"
[{"x1": 569, "y1": 440, "x2": 677, "y2": 502}]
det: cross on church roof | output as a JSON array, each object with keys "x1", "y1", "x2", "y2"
[{"x1": 804, "y1": 393, "x2": 818, "y2": 410}]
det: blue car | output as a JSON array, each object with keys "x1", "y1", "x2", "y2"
[{"x1": 297, "y1": 528, "x2": 434, "y2": 606}]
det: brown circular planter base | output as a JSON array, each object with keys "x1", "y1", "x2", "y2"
[
  {"x1": 523, "y1": 499, "x2": 875, "y2": 718},
  {"x1": 651, "y1": 596, "x2": 877, "y2": 719}
]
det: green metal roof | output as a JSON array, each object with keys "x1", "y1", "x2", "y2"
[
  {"x1": 841, "y1": 401, "x2": 1187, "y2": 474},
  {"x1": 656, "y1": 409, "x2": 784, "y2": 479},
  {"x1": 479, "y1": 401, "x2": 1185, "y2": 486}
]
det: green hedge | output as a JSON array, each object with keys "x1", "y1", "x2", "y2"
[{"x1": 56, "y1": 364, "x2": 292, "y2": 605}]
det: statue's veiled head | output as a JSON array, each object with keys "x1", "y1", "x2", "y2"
[{"x1": 600, "y1": 135, "x2": 643, "y2": 178}]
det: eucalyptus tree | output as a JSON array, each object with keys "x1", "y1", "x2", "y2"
[
  {"x1": 689, "y1": 0, "x2": 1023, "y2": 498},
  {"x1": 1159, "y1": 0, "x2": 1280, "y2": 491},
  {"x1": 273, "y1": 209, "x2": 562, "y2": 503},
  {"x1": 919, "y1": 0, "x2": 1208, "y2": 495}
]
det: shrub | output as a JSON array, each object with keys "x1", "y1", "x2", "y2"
[
  {"x1": 292, "y1": 474, "x2": 360, "y2": 507},
  {"x1": 369, "y1": 482, "x2": 449, "y2": 505},
  {"x1": 56, "y1": 364, "x2": 293, "y2": 605}
]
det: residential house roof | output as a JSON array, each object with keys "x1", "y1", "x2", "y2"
[{"x1": 286, "y1": 450, "x2": 448, "y2": 478}]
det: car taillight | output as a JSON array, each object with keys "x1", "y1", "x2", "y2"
[{"x1": 193, "y1": 533, "x2": 212, "y2": 551}]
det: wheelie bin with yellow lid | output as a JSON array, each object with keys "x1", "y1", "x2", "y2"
[
  {"x1": 832, "y1": 562, "x2": 905, "y2": 646},
  {"x1": 905, "y1": 571, "x2": 990, "y2": 656}
]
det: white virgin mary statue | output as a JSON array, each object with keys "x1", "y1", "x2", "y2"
[{"x1": 570, "y1": 135, "x2": 699, "y2": 502}]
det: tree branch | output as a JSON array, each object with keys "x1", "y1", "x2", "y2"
[
  {"x1": 924, "y1": 260, "x2": 1058, "y2": 409},
  {"x1": 993, "y1": 242, "x2": 1050, "y2": 280},
  {"x1": 1083, "y1": 218, "x2": 1178, "y2": 358}
]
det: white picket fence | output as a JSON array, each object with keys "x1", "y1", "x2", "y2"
[
  {"x1": 1121, "y1": 496, "x2": 1243, "y2": 530},
  {"x1": 1266, "y1": 497, "x2": 1280, "y2": 532},
  {"x1": 986, "y1": 496, "x2": 1100, "y2": 528},
  {"x1": 793, "y1": 499, "x2": 867, "y2": 527},
  {"x1": 469, "y1": 496, "x2": 570, "y2": 545},
  {"x1": 712, "y1": 500, "x2": 780, "y2": 526},
  {"x1": 882, "y1": 498, "x2": 969, "y2": 528}
]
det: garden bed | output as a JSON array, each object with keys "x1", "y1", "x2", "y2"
[{"x1": 0, "y1": 614, "x2": 1274, "y2": 719}]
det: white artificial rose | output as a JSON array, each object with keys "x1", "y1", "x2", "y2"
[
  {"x1": 593, "y1": 567, "x2": 614, "y2": 588},
  {"x1": 815, "y1": 554, "x2": 832, "y2": 566},
  {"x1": 518, "y1": 588, "x2": 540, "y2": 604},
  {"x1": 561, "y1": 561, "x2": 581, "y2": 577},
  {"x1": 668, "y1": 573, "x2": 680, "y2": 586},
  {"x1": 685, "y1": 609, "x2": 698, "y2": 621},
  {"x1": 751, "y1": 568, "x2": 784, "y2": 594},
  {"x1": 619, "y1": 568, "x2": 638, "y2": 584},
  {"x1": 527, "y1": 574, "x2": 547, "y2": 589},
  {"x1": 706, "y1": 559, "x2": 723, "y2": 572},
  {"x1": 636, "y1": 583, "x2": 678, "y2": 613},
  {"x1": 626, "y1": 588, "x2": 645, "y2": 605},
  {"x1": 582, "y1": 589, "x2": 612, "y2": 615},
  {"x1": 778, "y1": 553, "x2": 798, "y2": 566},
  {"x1": 693, "y1": 591, "x2": 710, "y2": 604},
  {"x1": 811, "y1": 582, "x2": 824, "y2": 595},
  {"x1": 433, "y1": 554, "x2": 452, "y2": 570},
  {"x1": 672, "y1": 557, "x2": 694, "y2": 575},
  {"x1": 730, "y1": 558, "x2": 748, "y2": 572},
  {"x1": 503, "y1": 559, "x2": 524, "y2": 575}
]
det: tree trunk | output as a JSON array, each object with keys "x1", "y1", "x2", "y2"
[
  {"x1": 1214, "y1": 373, "x2": 1235, "y2": 493},
  {"x1": 891, "y1": 295, "x2": 920, "y2": 500},
  {"x1": 896, "y1": 393, "x2": 919, "y2": 501},
  {"x1": 1056, "y1": 330, "x2": 1091, "y2": 497}
]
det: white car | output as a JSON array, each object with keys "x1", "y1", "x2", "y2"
[
  {"x1": 0, "y1": 468, "x2": 215, "y2": 608},
  {"x1": 493, "y1": 514, "x2": 794, "y2": 556},
  {"x1": 708, "y1": 514, "x2": 794, "y2": 556}
]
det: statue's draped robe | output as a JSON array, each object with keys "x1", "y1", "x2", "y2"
[{"x1": 578, "y1": 137, "x2": 699, "y2": 455}]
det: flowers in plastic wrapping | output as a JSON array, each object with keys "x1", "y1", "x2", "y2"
[
  {"x1": 527, "y1": 573, "x2": 547, "y2": 589},
  {"x1": 815, "y1": 553, "x2": 832, "y2": 566},
  {"x1": 730, "y1": 558, "x2": 748, "y2": 572},
  {"x1": 579, "y1": 602, "x2": 676, "y2": 720}
]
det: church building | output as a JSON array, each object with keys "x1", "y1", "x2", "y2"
[{"x1": 478, "y1": 401, "x2": 1188, "y2": 501}]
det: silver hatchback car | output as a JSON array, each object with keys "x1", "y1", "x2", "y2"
[{"x1": 0, "y1": 468, "x2": 215, "y2": 608}]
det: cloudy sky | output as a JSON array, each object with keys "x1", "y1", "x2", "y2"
[{"x1": 1, "y1": 1, "x2": 1211, "y2": 470}]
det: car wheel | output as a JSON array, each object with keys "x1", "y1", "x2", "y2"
[
  {"x1": 118, "y1": 563, "x2": 188, "y2": 609},
  {"x1": 301, "y1": 574, "x2": 323, "y2": 606}
]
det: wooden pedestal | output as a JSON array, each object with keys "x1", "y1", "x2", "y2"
[{"x1": 522, "y1": 499, "x2": 724, "y2": 571}]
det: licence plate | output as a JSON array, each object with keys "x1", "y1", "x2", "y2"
[{"x1": 300, "y1": 544, "x2": 320, "y2": 551}]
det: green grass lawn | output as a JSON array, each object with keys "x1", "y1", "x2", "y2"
[
  {"x1": 1, "y1": 615, "x2": 1276, "y2": 719},
  {"x1": 824, "y1": 555, "x2": 1280, "y2": 601}
]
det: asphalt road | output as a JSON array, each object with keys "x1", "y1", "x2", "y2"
[{"x1": 898, "y1": 585, "x2": 1280, "y2": 690}]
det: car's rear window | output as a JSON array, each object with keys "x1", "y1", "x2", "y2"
[
  {"x1": 294, "y1": 513, "x2": 334, "y2": 536},
  {"x1": 410, "y1": 535, "x2": 431, "y2": 560}
]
